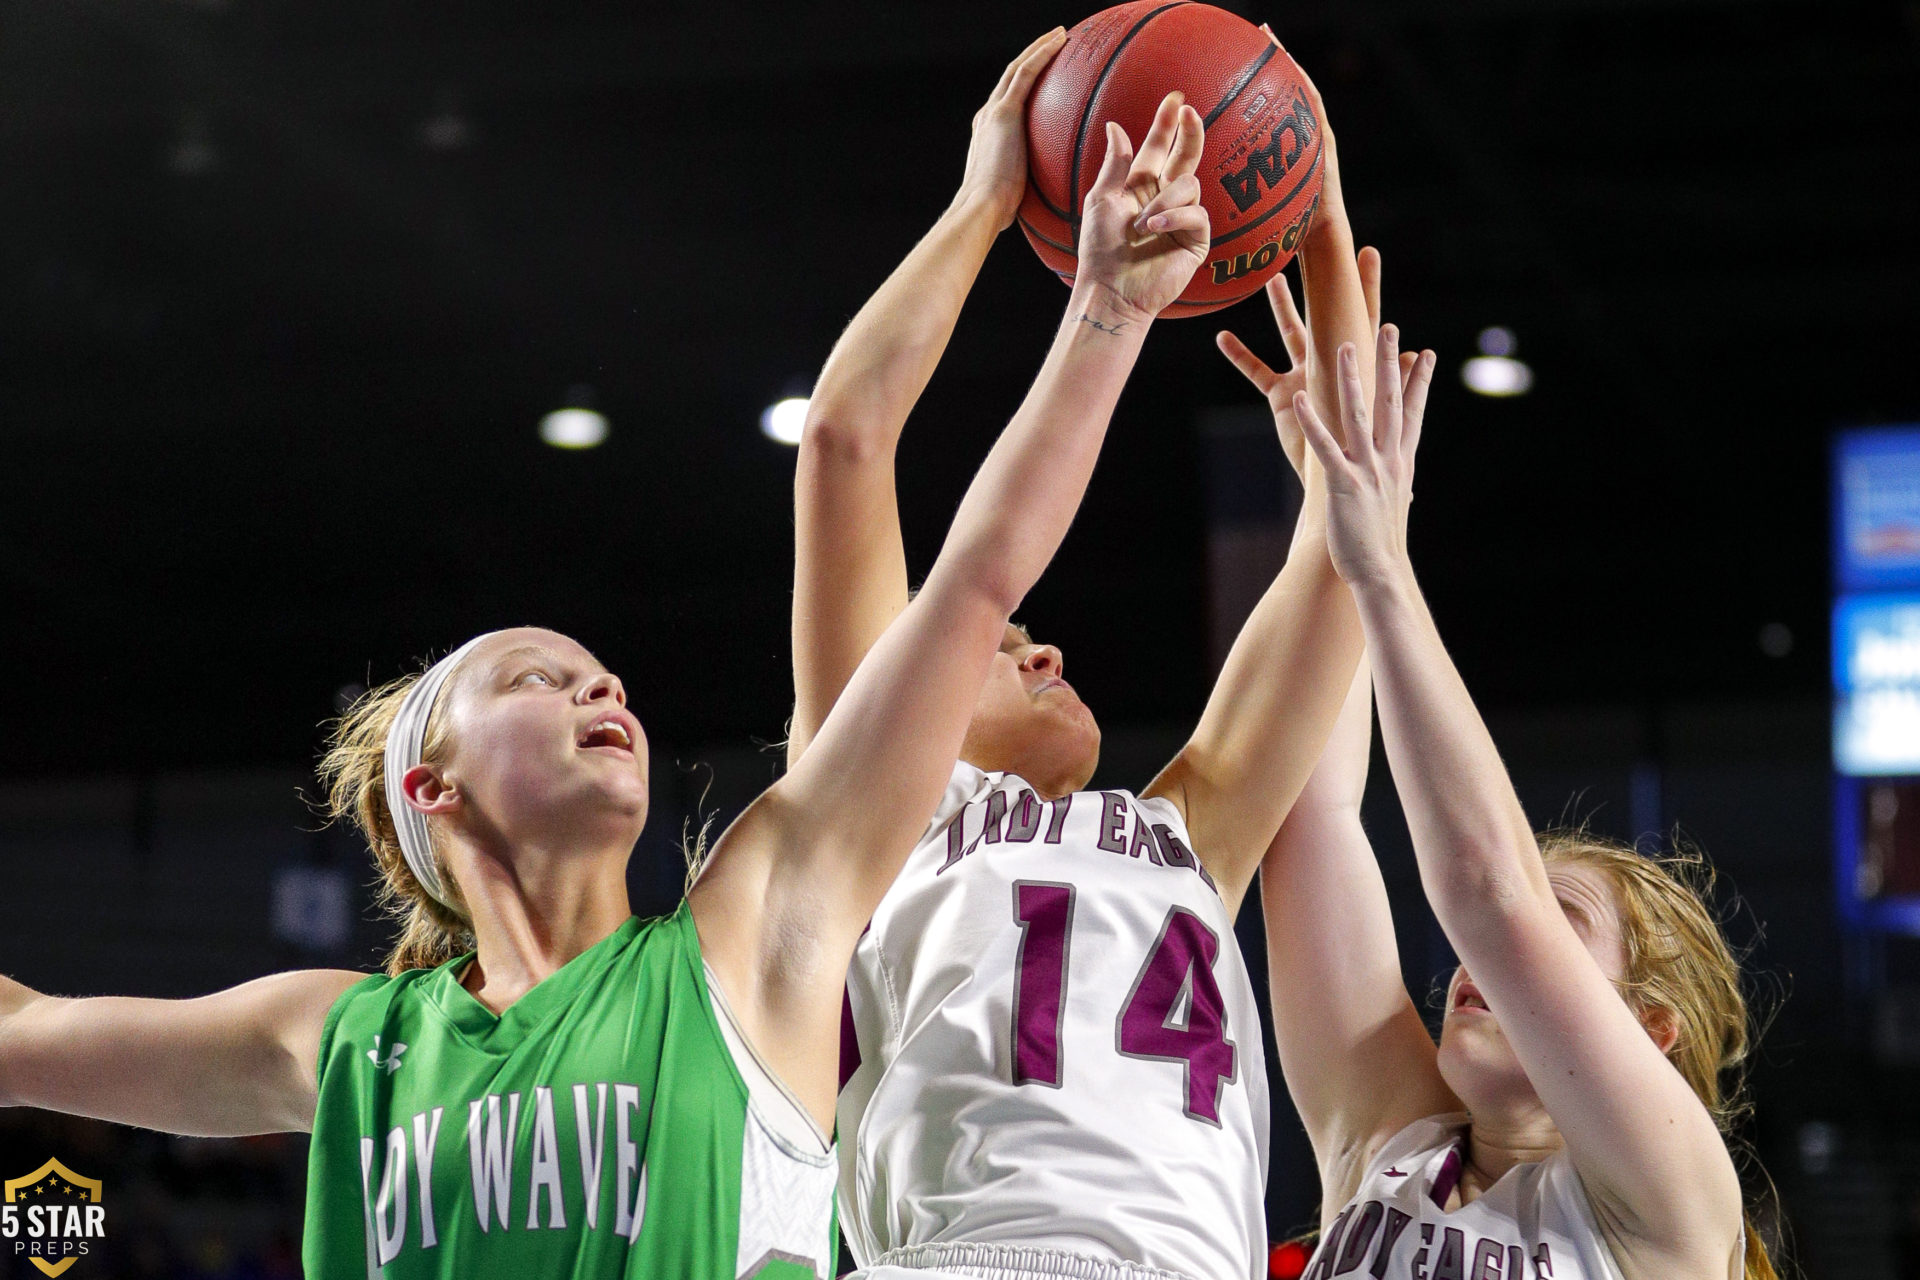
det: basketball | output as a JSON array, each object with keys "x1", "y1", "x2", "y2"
[{"x1": 1020, "y1": 2, "x2": 1326, "y2": 317}]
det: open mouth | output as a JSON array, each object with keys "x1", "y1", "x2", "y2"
[
  {"x1": 1453, "y1": 982, "x2": 1489, "y2": 1014},
  {"x1": 578, "y1": 719, "x2": 634, "y2": 753}
]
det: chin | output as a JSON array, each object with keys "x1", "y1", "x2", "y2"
[
  {"x1": 561, "y1": 774, "x2": 651, "y2": 833},
  {"x1": 1031, "y1": 706, "x2": 1099, "y2": 794},
  {"x1": 1437, "y1": 1025, "x2": 1530, "y2": 1110}
]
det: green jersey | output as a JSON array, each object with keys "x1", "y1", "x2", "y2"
[{"x1": 302, "y1": 903, "x2": 837, "y2": 1279}]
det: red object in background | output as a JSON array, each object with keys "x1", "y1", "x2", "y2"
[
  {"x1": 1269, "y1": 1241, "x2": 1311, "y2": 1279},
  {"x1": 1020, "y1": 1, "x2": 1325, "y2": 317}
]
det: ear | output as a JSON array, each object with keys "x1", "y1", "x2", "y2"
[
  {"x1": 400, "y1": 763, "x2": 461, "y2": 817},
  {"x1": 1640, "y1": 1003, "x2": 1681, "y2": 1056}
]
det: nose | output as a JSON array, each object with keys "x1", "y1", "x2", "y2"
[
  {"x1": 1020, "y1": 645, "x2": 1064, "y2": 678},
  {"x1": 578, "y1": 671, "x2": 627, "y2": 707}
]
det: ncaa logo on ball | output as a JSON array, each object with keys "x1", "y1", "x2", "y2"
[
  {"x1": 1217, "y1": 87, "x2": 1318, "y2": 216},
  {"x1": 2, "y1": 1160, "x2": 107, "y2": 1277}
]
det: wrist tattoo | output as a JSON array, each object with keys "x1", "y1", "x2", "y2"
[{"x1": 1074, "y1": 310, "x2": 1130, "y2": 336}]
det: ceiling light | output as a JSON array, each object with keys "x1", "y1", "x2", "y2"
[
  {"x1": 1476, "y1": 326, "x2": 1516, "y2": 358},
  {"x1": 418, "y1": 90, "x2": 475, "y2": 152},
  {"x1": 540, "y1": 407, "x2": 608, "y2": 449},
  {"x1": 761, "y1": 397, "x2": 809, "y2": 446},
  {"x1": 1461, "y1": 356, "x2": 1533, "y2": 397},
  {"x1": 167, "y1": 111, "x2": 219, "y2": 177}
]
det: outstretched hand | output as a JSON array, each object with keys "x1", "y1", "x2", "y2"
[
  {"x1": 1292, "y1": 325, "x2": 1436, "y2": 588},
  {"x1": 957, "y1": 28, "x2": 1067, "y2": 231},
  {"x1": 1075, "y1": 93, "x2": 1210, "y2": 324},
  {"x1": 1216, "y1": 246, "x2": 1427, "y2": 482}
]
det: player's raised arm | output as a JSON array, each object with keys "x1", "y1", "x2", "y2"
[
  {"x1": 0, "y1": 967, "x2": 364, "y2": 1137},
  {"x1": 789, "y1": 29, "x2": 1065, "y2": 768},
  {"x1": 1259, "y1": 652, "x2": 1459, "y2": 1220},
  {"x1": 1292, "y1": 338, "x2": 1745, "y2": 1275},
  {"x1": 692, "y1": 97, "x2": 1211, "y2": 1119},
  {"x1": 1141, "y1": 82, "x2": 1372, "y2": 915}
]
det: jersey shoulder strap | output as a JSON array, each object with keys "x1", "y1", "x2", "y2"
[
  {"x1": 312, "y1": 970, "x2": 395, "y2": 1093},
  {"x1": 923, "y1": 761, "x2": 993, "y2": 841},
  {"x1": 1364, "y1": 1112, "x2": 1468, "y2": 1183}
]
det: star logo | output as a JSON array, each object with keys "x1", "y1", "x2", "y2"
[
  {"x1": 3, "y1": 1159, "x2": 105, "y2": 1277},
  {"x1": 367, "y1": 1035, "x2": 408, "y2": 1075}
]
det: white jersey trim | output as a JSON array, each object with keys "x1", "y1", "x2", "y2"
[
  {"x1": 867, "y1": 1241, "x2": 1199, "y2": 1279},
  {"x1": 705, "y1": 960, "x2": 832, "y2": 1156}
]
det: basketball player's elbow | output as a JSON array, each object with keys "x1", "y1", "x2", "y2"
[
  {"x1": 797, "y1": 406, "x2": 891, "y2": 467},
  {"x1": 1430, "y1": 846, "x2": 1537, "y2": 925}
]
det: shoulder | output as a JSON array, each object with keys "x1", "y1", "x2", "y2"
[
  {"x1": 309, "y1": 968, "x2": 409, "y2": 1051},
  {"x1": 555, "y1": 911, "x2": 695, "y2": 1000},
  {"x1": 930, "y1": 761, "x2": 996, "y2": 822},
  {"x1": 1128, "y1": 784, "x2": 1192, "y2": 835},
  {"x1": 269, "y1": 969, "x2": 387, "y2": 1104},
  {"x1": 1326, "y1": 1111, "x2": 1465, "y2": 1211},
  {"x1": 936, "y1": 759, "x2": 998, "y2": 809},
  {"x1": 228, "y1": 967, "x2": 379, "y2": 1035},
  {"x1": 1367, "y1": 1111, "x2": 1466, "y2": 1176},
  {"x1": 1550, "y1": 1149, "x2": 1741, "y2": 1280}
]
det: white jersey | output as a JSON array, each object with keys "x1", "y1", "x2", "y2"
[
  {"x1": 1304, "y1": 1114, "x2": 1637, "y2": 1280},
  {"x1": 838, "y1": 763, "x2": 1269, "y2": 1280}
]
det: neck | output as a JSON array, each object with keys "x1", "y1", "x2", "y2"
[
  {"x1": 959, "y1": 756, "x2": 1074, "y2": 802},
  {"x1": 1458, "y1": 1103, "x2": 1563, "y2": 1203},
  {"x1": 444, "y1": 833, "x2": 634, "y2": 1014}
]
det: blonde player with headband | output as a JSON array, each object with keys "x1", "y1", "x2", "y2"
[
  {"x1": 789, "y1": 34, "x2": 1386, "y2": 1280},
  {"x1": 0, "y1": 96, "x2": 1214, "y2": 1278},
  {"x1": 1257, "y1": 329, "x2": 1777, "y2": 1280}
]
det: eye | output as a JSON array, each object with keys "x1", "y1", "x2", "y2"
[{"x1": 515, "y1": 670, "x2": 555, "y2": 688}]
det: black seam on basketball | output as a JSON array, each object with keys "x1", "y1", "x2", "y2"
[
  {"x1": 1027, "y1": 161, "x2": 1076, "y2": 226},
  {"x1": 1211, "y1": 137, "x2": 1322, "y2": 249},
  {"x1": 1068, "y1": 2, "x2": 1191, "y2": 226},
  {"x1": 1164, "y1": 292, "x2": 1255, "y2": 310},
  {"x1": 1020, "y1": 216, "x2": 1076, "y2": 257},
  {"x1": 1201, "y1": 43, "x2": 1279, "y2": 130}
]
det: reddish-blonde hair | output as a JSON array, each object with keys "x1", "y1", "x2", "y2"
[
  {"x1": 317, "y1": 673, "x2": 473, "y2": 975},
  {"x1": 1538, "y1": 830, "x2": 1781, "y2": 1280}
]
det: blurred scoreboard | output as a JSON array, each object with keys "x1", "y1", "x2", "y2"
[{"x1": 1834, "y1": 427, "x2": 1920, "y2": 929}]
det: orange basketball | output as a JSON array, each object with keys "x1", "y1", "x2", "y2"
[{"x1": 1020, "y1": 2, "x2": 1325, "y2": 317}]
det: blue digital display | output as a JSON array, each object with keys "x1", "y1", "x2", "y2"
[
  {"x1": 1834, "y1": 426, "x2": 1920, "y2": 591},
  {"x1": 1833, "y1": 429, "x2": 1920, "y2": 931},
  {"x1": 1833, "y1": 594, "x2": 1920, "y2": 691},
  {"x1": 1833, "y1": 594, "x2": 1920, "y2": 776}
]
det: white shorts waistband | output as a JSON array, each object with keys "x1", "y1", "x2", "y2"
[{"x1": 861, "y1": 1242, "x2": 1199, "y2": 1280}]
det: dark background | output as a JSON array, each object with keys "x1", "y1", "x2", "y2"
[{"x1": 1, "y1": 0, "x2": 1916, "y2": 1275}]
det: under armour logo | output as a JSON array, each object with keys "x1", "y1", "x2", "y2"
[
  {"x1": 1384, "y1": 1167, "x2": 1409, "y2": 1177},
  {"x1": 367, "y1": 1035, "x2": 408, "y2": 1075}
]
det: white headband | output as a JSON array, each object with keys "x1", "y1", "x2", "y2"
[{"x1": 382, "y1": 633, "x2": 500, "y2": 910}]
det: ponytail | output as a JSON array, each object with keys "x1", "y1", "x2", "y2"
[{"x1": 318, "y1": 674, "x2": 474, "y2": 975}]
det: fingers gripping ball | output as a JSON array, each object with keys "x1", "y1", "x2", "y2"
[{"x1": 1020, "y1": 1, "x2": 1326, "y2": 317}]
